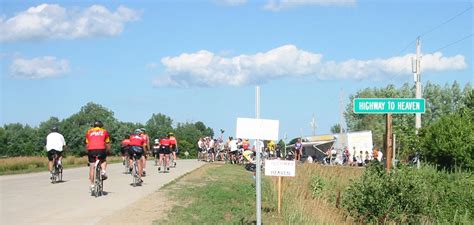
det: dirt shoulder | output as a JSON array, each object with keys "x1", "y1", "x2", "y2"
[{"x1": 98, "y1": 164, "x2": 215, "y2": 225}]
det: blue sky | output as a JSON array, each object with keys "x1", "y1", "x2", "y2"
[{"x1": 1, "y1": 0, "x2": 472, "y2": 140}]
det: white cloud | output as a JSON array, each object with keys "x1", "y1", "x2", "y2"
[
  {"x1": 10, "y1": 56, "x2": 70, "y2": 79},
  {"x1": 264, "y1": 0, "x2": 356, "y2": 11},
  {"x1": 216, "y1": 0, "x2": 248, "y2": 6},
  {"x1": 152, "y1": 45, "x2": 467, "y2": 87},
  {"x1": 0, "y1": 4, "x2": 140, "y2": 42},
  {"x1": 146, "y1": 62, "x2": 158, "y2": 70}
]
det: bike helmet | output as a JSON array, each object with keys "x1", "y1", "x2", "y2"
[
  {"x1": 154, "y1": 139, "x2": 159, "y2": 144},
  {"x1": 134, "y1": 129, "x2": 142, "y2": 134},
  {"x1": 93, "y1": 120, "x2": 103, "y2": 128},
  {"x1": 140, "y1": 128, "x2": 146, "y2": 132},
  {"x1": 51, "y1": 126, "x2": 59, "y2": 132},
  {"x1": 168, "y1": 132, "x2": 174, "y2": 137}
]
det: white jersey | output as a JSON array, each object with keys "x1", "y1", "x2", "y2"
[
  {"x1": 229, "y1": 140, "x2": 238, "y2": 151},
  {"x1": 377, "y1": 151, "x2": 383, "y2": 162},
  {"x1": 46, "y1": 132, "x2": 66, "y2": 152}
]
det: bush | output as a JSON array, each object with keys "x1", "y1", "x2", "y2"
[{"x1": 342, "y1": 161, "x2": 473, "y2": 224}]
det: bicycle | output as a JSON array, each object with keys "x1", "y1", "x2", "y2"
[
  {"x1": 131, "y1": 153, "x2": 141, "y2": 186},
  {"x1": 170, "y1": 151, "x2": 177, "y2": 168},
  {"x1": 91, "y1": 156, "x2": 104, "y2": 197},
  {"x1": 50, "y1": 152, "x2": 63, "y2": 184},
  {"x1": 123, "y1": 155, "x2": 130, "y2": 174}
]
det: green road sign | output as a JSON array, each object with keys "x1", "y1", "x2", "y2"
[{"x1": 353, "y1": 98, "x2": 425, "y2": 114}]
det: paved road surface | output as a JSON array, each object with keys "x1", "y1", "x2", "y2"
[{"x1": 0, "y1": 159, "x2": 204, "y2": 225}]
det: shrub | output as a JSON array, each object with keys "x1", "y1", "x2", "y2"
[{"x1": 342, "y1": 162, "x2": 473, "y2": 224}]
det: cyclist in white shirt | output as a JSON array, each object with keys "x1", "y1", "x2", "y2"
[
  {"x1": 228, "y1": 137, "x2": 238, "y2": 164},
  {"x1": 45, "y1": 126, "x2": 66, "y2": 178}
]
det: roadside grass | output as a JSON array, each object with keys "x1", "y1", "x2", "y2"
[
  {"x1": 0, "y1": 156, "x2": 123, "y2": 175},
  {"x1": 154, "y1": 163, "x2": 283, "y2": 225},
  {"x1": 271, "y1": 163, "x2": 364, "y2": 224}
]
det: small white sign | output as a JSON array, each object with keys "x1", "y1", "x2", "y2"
[
  {"x1": 236, "y1": 118, "x2": 279, "y2": 141},
  {"x1": 264, "y1": 160, "x2": 296, "y2": 177}
]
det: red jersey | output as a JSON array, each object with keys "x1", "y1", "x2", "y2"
[
  {"x1": 169, "y1": 136, "x2": 177, "y2": 145},
  {"x1": 121, "y1": 139, "x2": 131, "y2": 147},
  {"x1": 140, "y1": 133, "x2": 149, "y2": 145},
  {"x1": 160, "y1": 138, "x2": 170, "y2": 146},
  {"x1": 86, "y1": 127, "x2": 110, "y2": 150},
  {"x1": 129, "y1": 134, "x2": 145, "y2": 146},
  {"x1": 242, "y1": 141, "x2": 250, "y2": 150}
]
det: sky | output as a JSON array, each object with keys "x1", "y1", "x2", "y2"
[{"x1": 1, "y1": 0, "x2": 473, "y2": 141}]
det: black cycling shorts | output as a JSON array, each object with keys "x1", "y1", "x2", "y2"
[
  {"x1": 47, "y1": 150, "x2": 62, "y2": 161},
  {"x1": 128, "y1": 146, "x2": 144, "y2": 160},
  {"x1": 88, "y1": 149, "x2": 107, "y2": 163},
  {"x1": 121, "y1": 146, "x2": 130, "y2": 155},
  {"x1": 159, "y1": 146, "x2": 171, "y2": 154}
]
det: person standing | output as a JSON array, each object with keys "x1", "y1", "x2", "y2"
[
  {"x1": 85, "y1": 121, "x2": 110, "y2": 191},
  {"x1": 46, "y1": 126, "x2": 66, "y2": 179},
  {"x1": 294, "y1": 138, "x2": 303, "y2": 161}
]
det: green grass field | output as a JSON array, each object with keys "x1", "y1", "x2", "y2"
[
  {"x1": 0, "y1": 156, "x2": 123, "y2": 175},
  {"x1": 154, "y1": 163, "x2": 283, "y2": 225}
]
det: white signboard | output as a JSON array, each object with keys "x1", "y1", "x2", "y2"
[
  {"x1": 236, "y1": 118, "x2": 279, "y2": 141},
  {"x1": 264, "y1": 160, "x2": 296, "y2": 177}
]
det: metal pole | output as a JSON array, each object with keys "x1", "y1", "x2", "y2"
[
  {"x1": 414, "y1": 37, "x2": 422, "y2": 132},
  {"x1": 255, "y1": 86, "x2": 262, "y2": 225},
  {"x1": 386, "y1": 113, "x2": 393, "y2": 171}
]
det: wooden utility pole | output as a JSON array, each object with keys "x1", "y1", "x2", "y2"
[
  {"x1": 277, "y1": 176, "x2": 282, "y2": 214},
  {"x1": 386, "y1": 114, "x2": 393, "y2": 171}
]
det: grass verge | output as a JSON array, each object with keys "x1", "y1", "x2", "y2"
[
  {"x1": 270, "y1": 163, "x2": 364, "y2": 224},
  {"x1": 154, "y1": 163, "x2": 283, "y2": 225},
  {"x1": 0, "y1": 156, "x2": 123, "y2": 175}
]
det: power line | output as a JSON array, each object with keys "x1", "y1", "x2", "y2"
[
  {"x1": 395, "y1": 5, "x2": 472, "y2": 56},
  {"x1": 387, "y1": 5, "x2": 472, "y2": 85},
  {"x1": 429, "y1": 34, "x2": 473, "y2": 53},
  {"x1": 419, "y1": 5, "x2": 472, "y2": 38}
]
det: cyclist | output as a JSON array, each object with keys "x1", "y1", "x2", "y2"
[
  {"x1": 85, "y1": 121, "x2": 110, "y2": 191},
  {"x1": 121, "y1": 135, "x2": 131, "y2": 167},
  {"x1": 228, "y1": 137, "x2": 238, "y2": 164},
  {"x1": 46, "y1": 126, "x2": 66, "y2": 180},
  {"x1": 267, "y1": 140, "x2": 276, "y2": 158},
  {"x1": 139, "y1": 128, "x2": 149, "y2": 176},
  {"x1": 128, "y1": 129, "x2": 146, "y2": 183},
  {"x1": 159, "y1": 135, "x2": 171, "y2": 171},
  {"x1": 152, "y1": 139, "x2": 160, "y2": 165},
  {"x1": 168, "y1": 132, "x2": 178, "y2": 165}
]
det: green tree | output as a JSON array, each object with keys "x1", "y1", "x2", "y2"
[
  {"x1": 145, "y1": 113, "x2": 174, "y2": 140},
  {"x1": 61, "y1": 102, "x2": 119, "y2": 156},
  {"x1": 330, "y1": 124, "x2": 345, "y2": 134},
  {"x1": 3, "y1": 123, "x2": 37, "y2": 156},
  {"x1": 418, "y1": 109, "x2": 474, "y2": 170},
  {"x1": 0, "y1": 127, "x2": 7, "y2": 156}
]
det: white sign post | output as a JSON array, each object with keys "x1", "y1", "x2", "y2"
[
  {"x1": 265, "y1": 160, "x2": 295, "y2": 214},
  {"x1": 236, "y1": 87, "x2": 279, "y2": 225}
]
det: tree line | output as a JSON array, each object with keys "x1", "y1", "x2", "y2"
[
  {"x1": 341, "y1": 81, "x2": 473, "y2": 169},
  {"x1": 0, "y1": 102, "x2": 214, "y2": 158}
]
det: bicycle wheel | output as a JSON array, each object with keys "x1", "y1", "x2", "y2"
[
  {"x1": 58, "y1": 165, "x2": 63, "y2": 182},
  {"x1": 124, "y1": 159, "x2": 130, "y2": 174},
  {"x1": 94, "y1": 167, "x2": 102, "y2": 197},
  {"x1": 132, "y1": 161, "x2": 138, "y2": 186}
]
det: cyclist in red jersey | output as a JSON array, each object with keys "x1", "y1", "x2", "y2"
[
  {"x1": 168, "y1": 132, "x2": 178, "y2": 165},
  {"x1": 128, "y1": 129, "x2": 146, "y2": 183},
  {"x1": 159, "y1": 136, "x2": 171, "y2": 171},
  {"x1": 139, "y1": 128, "x2": 149, "y2": 176},
  {"x1": 121, "y1": 135, "x2": 131, "y2": 169},
  {"x1": 85, "y1": 121, "x2": 110, "y2": 191}
]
